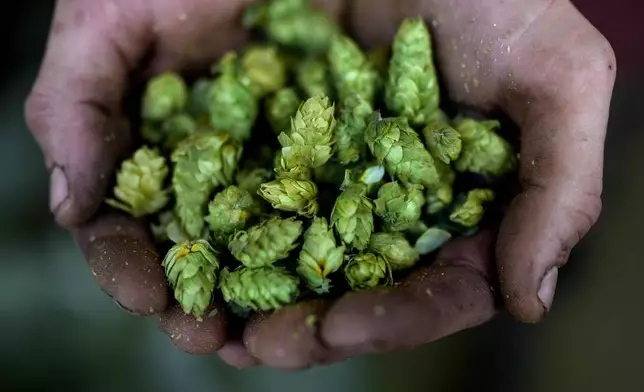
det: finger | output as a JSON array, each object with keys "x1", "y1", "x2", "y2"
[
  {"x1": 24, "y1": 1, "x2": 149, "y2": 227},
  {"x1": 73, "y1": 211, "x2": 168, "y2": 315},
  {"x1": 217, "y1": 341, "x2": 260, "y2": 369},
  {"x1": 244, "y1": 300, "x2": 337, "y2": 370},
  {"x1": 157, "y1": 303, "x2": 227, "y2": 355},
  {"x1": 320, "y1": 230, "x2": 498, "y2": 354},
  {"x1": 496, "y1": 0, "x2": 616, "y2": 322}
]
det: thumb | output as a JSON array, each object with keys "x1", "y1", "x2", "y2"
[{"x1": 25, "y1": 2, "x2": 148, "y2": 227}]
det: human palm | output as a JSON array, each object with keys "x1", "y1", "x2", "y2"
[{"x1": 26, "y1": 0, "x2": 615, "y2": 369}]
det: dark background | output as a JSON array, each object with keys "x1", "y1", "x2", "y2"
[{"x1": 1, "y1": 1, "x2": 643, "y2": 391}]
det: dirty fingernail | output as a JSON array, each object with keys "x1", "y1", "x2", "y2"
[
  {"x1": 538, "y1": 267, "x2": 558, "y2": 311},
  {"x1": 50, "y1": 166, "x2": 69, "y2": 213}
]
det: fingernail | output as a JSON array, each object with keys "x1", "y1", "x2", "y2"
[
  {"x1": 538, "y1": 267, "x2": 558, "y2": 311},
  {"x1": 50, "y1": 166, "x2": 69, "y2": 213}
]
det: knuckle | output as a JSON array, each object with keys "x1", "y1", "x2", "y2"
[{"x1": 24, "y1": 88, "x2": 55, "y2": 138}]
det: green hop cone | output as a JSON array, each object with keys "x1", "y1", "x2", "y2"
[
  {"x1": 373, "y1": 181, "x2": 425, "y2": 232},
  {"x1": 245, "y1": 0, "x2": 340, "y2": 54},
  {"x1": 219, "y1": 266, "x2": 300, "y2": 312},
  {"x1": 105, "y1": 146, "x2": 169, "y2": 217},
  {"x1": 162, "y1": 240, "x2": 220, "y2": 319},
  {"x1": 453, "y1": 117, "x2": 517, "y2": 179},
  {"x1": 209, "y1": 52, "x2": 258, "y2": 141},
  {"x1": 160, "y1": 113, "x2": 197, "y2": 150},
  {"x1": 330, "y1": 179, "x2": 374, "y2": 251},
  {"x1": 240, "y1": 44, "x2": 287, "y2": 97},
  {"x1": 297, "y1": 217, "x2": 346, "y2": 294},
  {"x1": 426, "y1": 160, "x2": 456, "y2": 214},
  {"x1": 449, "y1": 188, "x2": 495, "y2": 227},
  {"x1": 327, "y1": 34, "x2": 379, "y2": 105},
  {"x1": 368, "y1": 232, "x2": 420, "y2": 271},
  {"x1": 228, "y1": 216, "x2": 303, "y2": 268},
  {"x1": 335, "y1": 94, "x2": 374, "y2": 164},
  {"x1": 236, "y1": 167, "x2": 274, "y2": 194},
  {"x1": 142, "y1": 71, "x2": 188, "y2": 121},
  {"x1": 171, "y1": 131, "x2": 243, "y2": 239},
  {"x1": 364, "y1": 114, "x2": 439, "y2": 187},
  {"x1": 385, "y1": 18, "x2": 440, "y2": 126},
  {"x1": 257, "y1": 178, "x2": 319, "y2": 217},
  {"x1": 344, "y1": 252, "x2": 393, "y2": 290},
  {"x1": 205, "y1": 186, "x2": 257, "y2": 243},
  {"x1": 274, "y1": 150, "x2": 312, "y2": 181},
  {"x1": 266, "y1": 87, "x2": 300, "y2": 135},
  {"x1": 296, "y1": 57, "x2": 333, "y2": 99},
  {"x1": 423, "y1": 119, "x2": 462, "y2": 164},
  {"x1": 414, "y1": 226, "x2": 452, "y2": 255},
  {"x1": 186, "y1": 78, "x2": 213, "y2": 124},
  {"x1": 278, "y1": 94, "x2": 336, "y2": 169}
]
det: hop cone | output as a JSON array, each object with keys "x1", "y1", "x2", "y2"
[
  {"x1": 209, "y1": 52, "x2": 258, "y2": 141},
  {"x1": 186, "y1": 78, "x2": 213, "y2": 124},
  {"x1": 228, "y1": 217, "x2": 303, "y2": 268},
  {"x1": 368, "y1": 232, "x2": 420, "y2": 271},
  {"x1": 335, "y1": 94, "x2": 373, "y2": 164},
  {"x1": 449, "y1": 189, "x2": 495, "y2": 227},
  {"x1": 162, "y1": 240, "x2": 220, "y2": 318},
  {"x1": 330, "y1": 182, "x2": 374, "y2": 251},
  {"x1": 142, "y1": 71, "x2": 188, "y2": 121},
  {"x1": 426, "y1": 160, "x2": 456, "y2": 214},
  {"x1": 296, "y1": 57, "x2": 332, "y2": 99},
  {"x1": 297, "y1": 217, "x2": 346, "y2": 294},
  {"x1": 171, "y1": 131, "x2": 243, "y2": 239},
  {"x1": 423, "y1": 117, "x2": 462, "y2": 164},
  {"x1": 453, "y1": 117, "x2": 517, "y2": 179},
  {"x1": 364, "y1": 114, "x2": 439, "y2": 187},
  {"x1": 328, "y1": 35, "x2": 379, "y2": 105},
  {"x1": 219, "y1": 266, "x2": 300, "y2": 312},
  {"x1": 241, "y1": 44, "x2": 287, "y2": 97},
  {"x1": 105, "y1": 146, "x2": 169, "y2": 217},
  {"x1": 373, "y1": 181, "x2": 425, "y2": 232},
  {"x1": 278, "y1": 95, "x2": 336, "y2": 169},
  {"x1": 344, "y1": 252, "x2": 392, "y2": 290},
  {"x1": 385, "y1": 18, "x2": 440, "y2": 126},
  {"x1": 274, "y1": 150, "x2": 312, "y2": 181},
  {"x1": 205, "y1": 186, "x2": 257, "y2": 242},
  {"x1": 257, "y1": 178, "x2": 319, "y2": 217},
  {"x1": 266, "y1": 87, "x2": 300, "y2": 135},
  {"x1": 245, "y1": 0, "x2": 340, "y2": 54},
  {"x1": 414, "y1": 226, "x2": 452, "y2": 255}
]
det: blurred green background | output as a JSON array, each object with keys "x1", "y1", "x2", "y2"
[{"x1": 2, "y1": 1, "x2": 643, "y2": 391}]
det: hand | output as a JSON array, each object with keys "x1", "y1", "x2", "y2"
[{"x1": 25, "y1": 0, "x2": 615, "y2": 369}]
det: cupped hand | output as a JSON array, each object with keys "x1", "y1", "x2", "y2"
[{"x1": 25, "y1": 0, "x2": 615, "y2": 369}]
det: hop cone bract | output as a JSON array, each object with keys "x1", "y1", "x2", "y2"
[
  {"x1": 162, "y1": 240, "x2": 220, "y2": 318},
  {"x1": 228, "y1": 217, "x2": 303, "y2": 268},
  {"x1": 449, "y1": 188, "x2": 495, "y2": 227},
  {"x1": 219, "y1": 266, "x2": 300, "y2": 312},
  {"x1": 297, "y1": 217, "x2": 346, "y2": 294},
  {"x1": 105, "y1": 146, "x2": 169, "y2": 217}
]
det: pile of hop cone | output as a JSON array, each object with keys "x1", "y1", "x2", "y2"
[{"x1": 104, "y1": 0, "x2": 518, "y2": 320}]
